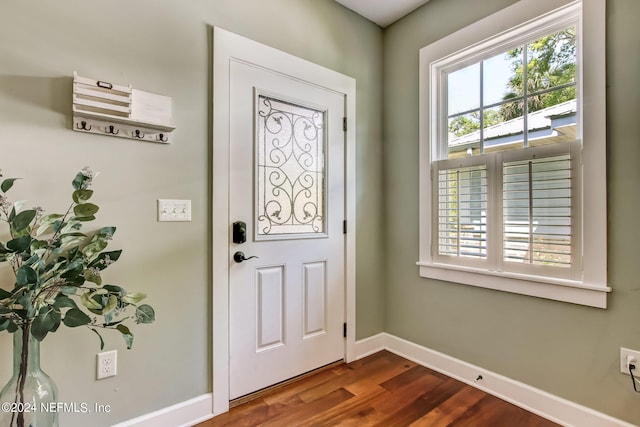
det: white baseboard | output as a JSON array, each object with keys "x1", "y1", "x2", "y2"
[
  {"x1": 110, "y1": 393, "x2": 213, "y2": 427},
  {"x1": 113, "y1": 333, "x2": 635, "y2": 427},
  {"x1": 354, "y1": 332, "x2": 387, "y2": 359},
  {"x1": 356, "y1": 333, "x2": 636, "y2": 427}
]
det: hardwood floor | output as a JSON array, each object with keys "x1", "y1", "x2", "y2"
[{"x1": 196, "y1": 350, "x2": 559, "y2": 427}]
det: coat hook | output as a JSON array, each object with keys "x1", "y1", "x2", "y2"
[
  {"x1": 133, "y1": 129, "x2": 145, "y2": 139},
  {"x1": 157, "y1": 133, "x2": 168, "y2": 142},
  {"x1": 76, "y1": 120, "x2": 92, "y2": 131},
  {"x1": 105, "y1": 125, "x2": 119, "y2": 135}
]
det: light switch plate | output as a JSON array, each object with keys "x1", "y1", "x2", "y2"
[{"x1": 158, "y1": 199, "x2": 192, "y2": 222}]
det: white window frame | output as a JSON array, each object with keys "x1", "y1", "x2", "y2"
[{"x1": 418, "y1": 0, "x2": 610, "y2": 308}]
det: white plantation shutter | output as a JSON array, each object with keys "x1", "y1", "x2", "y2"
[
  {"x1": 432, "y1": 142, "x2": 580, "y2": 279},
  {"x1": 437, "y1": 164, "x2": 487, "y2": 260},
  {"x1": 502, "y1": 154, "x2": 572, "y2": 267}
]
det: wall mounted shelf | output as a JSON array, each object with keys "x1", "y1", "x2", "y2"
[{"x1": 72, "y1": 72, "x2": 175, "y2": 143}]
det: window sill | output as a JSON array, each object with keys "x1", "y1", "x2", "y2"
[{"x1": 416, "y1": 261, "x2": 611, "y2": 308}]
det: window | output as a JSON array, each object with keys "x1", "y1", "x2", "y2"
[
  {"x1": 256, "y1": 94, "x2": 326, "y2": 237},
  {"x1": 418, "y1": 0, "x2": 609, "y2": 307}
]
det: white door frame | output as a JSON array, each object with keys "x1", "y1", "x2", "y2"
[{"x1": 212, "y1": 27, "x2": 356, "y2": 415}]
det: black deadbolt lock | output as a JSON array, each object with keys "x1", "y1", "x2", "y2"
[{"x1": 232, "y1": 221, "x2": 247, "y2": 244}]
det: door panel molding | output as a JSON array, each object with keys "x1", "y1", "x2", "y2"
[
  {"x1": 256, "y1": 266, "x2": 285, "y2": 351},
  {"x1": 212, "y1": 27, "x2": 356, "y2": 415},
  {"x1": 303, "y1": 261, "x2": 327, "y2": 338}
]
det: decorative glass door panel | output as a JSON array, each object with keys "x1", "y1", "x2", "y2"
[{"x1": 256, "y1": 93, "x2": 326, "y2": 237}]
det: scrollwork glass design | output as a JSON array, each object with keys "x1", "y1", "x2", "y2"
[{"x1": 256, "y1": 95, "x2": 326, "y2": 236}]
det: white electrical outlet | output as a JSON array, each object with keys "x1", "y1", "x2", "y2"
[
  {"x1": 620, "y1": 347, "x2": 640, "y2": 375},
  {"x1": 97, "y1": 350, "x2": 117, "y2": 380}
]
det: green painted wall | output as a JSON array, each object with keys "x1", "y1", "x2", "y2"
[
  {"x1": 0, "y1": 1, "x2": 384, "y2": 425},
  {"x1": 2, "y1": 0, "x2": 637, "y2": 424},
  {"x1": 383, "y1": 0, "x2": 640, "y2": 424}
]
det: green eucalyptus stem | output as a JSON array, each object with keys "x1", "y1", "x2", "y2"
[
  {"x1": 39, "y1": 202, "x2": 75, "y2": 265},
  {"x1": 8, "y1": 322, "x2": 31, "y2": 427},
  {"x1": 17, "y1": 323, "x2": 29, "y2": 427}
]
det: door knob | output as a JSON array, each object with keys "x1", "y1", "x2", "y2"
[{"x1": 233, "y1": 251, "x2": 258, "y2": 263}]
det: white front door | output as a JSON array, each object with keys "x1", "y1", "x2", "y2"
[{"x1": 228, "y1": 59, "x2": 346, "y2": 399}]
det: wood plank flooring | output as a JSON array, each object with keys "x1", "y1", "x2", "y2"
[{"x1": 196, "y1": 350, "x2": 559, "y2": 427}]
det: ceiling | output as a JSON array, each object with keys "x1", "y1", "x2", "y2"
[{"x1": 334, "y1": 0, "x2": 432, "y2": 28}]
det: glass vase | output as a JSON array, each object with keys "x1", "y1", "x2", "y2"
[{"x1": 0, "y1": 326, "x2": 59, "y2": 427}]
